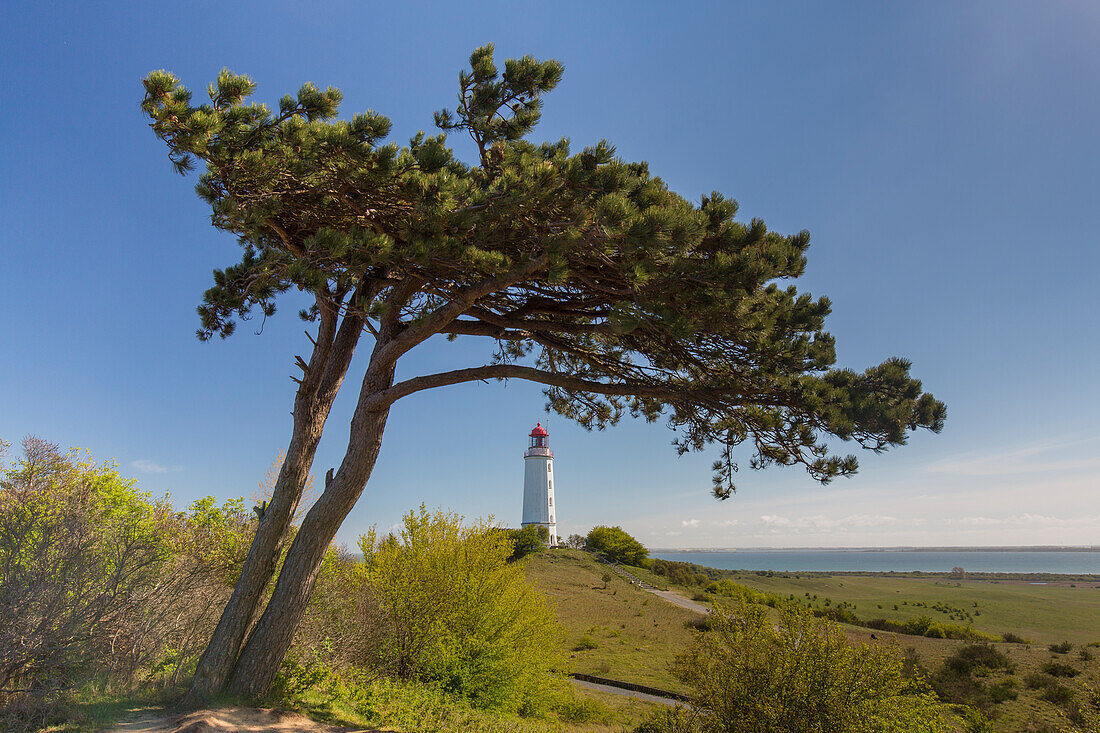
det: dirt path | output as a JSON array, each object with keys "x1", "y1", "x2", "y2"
[
  {"x1": 106, "y1": 707, "x2": 384, "y2": 733},
  {"x1": 571, "y1": 678, "x2": 681, "y2": 706},
  {"x1": 647, "y1": 588, "x2": 709, "y2": 615}
]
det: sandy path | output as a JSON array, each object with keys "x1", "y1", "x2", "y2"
[{"x1": 106, "y1": 706, "x2": 385, "y2": 733}]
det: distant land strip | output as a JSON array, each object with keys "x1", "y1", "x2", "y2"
[{"x1": 653, "y1": 546, "x2": 1100, "y2": 552}]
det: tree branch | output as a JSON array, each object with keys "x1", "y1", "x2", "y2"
[
  {"x1": 360, "y1": 363, "x2": 700, "y2": 411},
  {"x1": 370, "y1": 255, "x2": 548, "y2": 369}
]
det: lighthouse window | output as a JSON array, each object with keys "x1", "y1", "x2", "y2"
[
  {"x1": 547, "y1": 464, "x2": 551, "y2": 473},
  {"x1": 549, "y1": 496, "x2": 552, "y2": 506}
]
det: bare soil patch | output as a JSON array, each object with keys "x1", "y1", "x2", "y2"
[{"x1": 108, "y1": 706, "x2": 385, "y2": 733}]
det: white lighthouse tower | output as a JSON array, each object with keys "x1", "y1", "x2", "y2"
[{"x1": 521, "y1": 422, "x2": 557, "y2": 546}]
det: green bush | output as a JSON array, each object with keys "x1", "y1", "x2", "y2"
[
  {"x1": 634, "y1": 705, "x2": 699, "y2": 733},
  {"x1": 1001, "y1": 632, "x2": 1032, "y2": 644},
  {"x1": 573, "y1": 634, "x2": 598, "y2": 651},
  {"x1": 930, "y1": 644, "x2": 1015, "y2": 712},
  {"x1": 505, "y1": 524, "x2": 547, "y2": 561},
  {"x1": 585, "y1": 525, "x2": 649, "y2": 566},
  {"x1": 1040, "y1": 682, "x2": 1074, "y2": 705},
  {"x1": 0, "y1": 438, "x2": 252, "y2": 730},
  {"x1": 988, "y1": 678, "x2": 1018, "y2": 703},
  {"x1": 359, "y1": 506, "x2": 564, "y2": 714},
  {"x1": 1040, "y1": 661, "x2": 1079, "y2": 678},
  {"x1": 671, "y1": 601, "x2": 952, "y2": 732},
  {"x1": 1048, "y1": 641, "x2": 1073, "y2": 654},
  {"x1": 1023, "y1": 672, "x2": 1049, "y2": 689}
]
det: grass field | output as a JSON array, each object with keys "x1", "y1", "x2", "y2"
[
  {"x1": 524, "y1": 549, "x2": 699, "y2": 692},
  {"x1": 723, "y1": 571, "x2": 1100, "y2": 645}
]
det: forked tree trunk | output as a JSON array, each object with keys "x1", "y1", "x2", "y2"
[
  {"x1": 182, "y1": 307, "x2": 362, "y2": 707},
  {"x1": 226, "y1": 378, "x2": 394, "y2": 698},
  {"x1": 180, "y1": 412, "x2": 325, "y2": 707}
]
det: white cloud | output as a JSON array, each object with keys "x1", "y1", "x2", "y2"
[
  {"x1": 713, "y1": 519, "x2": 739, "y2": 528},
  {"x1": 844, "y1": 515, "x2": 898, "y2": 528},
  {"x1": 758, "y1": 514, "x2": 834, "y2": 529},
  {"x1": 949, "y1": 514, "x2": 1100, "y2": 528},
  {"x1": 131, "y1": 459, "x2": 178, "y2": 474},
  {"x1": 927, "y1": 436, "x2": 1100, "y2": 477},
  {"x1": 681, "y1": 518, "x2": 701, "y2": 528}
]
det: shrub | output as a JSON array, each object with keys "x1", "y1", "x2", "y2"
[
  {"x1": 634, "y1": 705, "x2": 700, "y2": 733},
  {"x1": 585, "y1": 525, "x2": 649, "y2": 566},
  {"x1": 931, "y1": 645, "x2": 1015, "y2": 712},
  {"x1": 672, "y1": 602, "x2": 952, "y2": 732},
  {"x1": 1041, "y1": 661, "x2": 1079, "y2": 678},
  {"x1": 1040, "y1": 682, "x2": 1074, "y2": 705},
  {"x1": 358, "y1": 506, "x2": 563, "y2": 714},
  {"x1": 556, "y1": 695, "x2": 614, "y2": 724},
  {"x1": 1049, "y1": 641, "x2": 1073, "y2": 654},
  {"x1": 574, "y1": 634, "x2": 598, "y2": 651},
  {"x1": 1001, "y1": 632, "x2": 1032, "y2": 644},
  {"x1": 506, "y1": 524, "x2": 547, "y2": 561},
  {"x1": 0, "y1": 438, "x2": 252, "y2": 730},
  {"x1": 944, "y1": 644, "x2": 1014, "y2": 676}
]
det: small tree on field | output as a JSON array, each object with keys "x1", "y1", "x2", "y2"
[
  {"x1": 142, "y1": 45, "x2": 945, "y2": 700},
  {"x1": 586, "y1": 525, "x2": 649, "y2": 566}
]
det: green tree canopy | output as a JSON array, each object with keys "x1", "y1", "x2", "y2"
[
  {"x1": 142, "y1": 45, "x2": 945, "y2": 701},
  {"x1": 585, "y1": 525, "x2": 649, "y2": 566}
]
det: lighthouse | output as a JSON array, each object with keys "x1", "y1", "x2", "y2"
[{"x1": 521, "y1": 422, "x2": 557, "y2": 546}]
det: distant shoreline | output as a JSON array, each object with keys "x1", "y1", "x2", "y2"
[{"x1": 651, "y1": 546, "x2": 1100, "y2": 553}]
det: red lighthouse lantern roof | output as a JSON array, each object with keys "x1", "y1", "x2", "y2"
[{"x1": 529, "y1": 422, "x2": 549, "y2": 437}]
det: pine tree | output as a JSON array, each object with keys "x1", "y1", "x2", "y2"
[{"x1": 142, "y1": 45, "x2": 945, "y2": 701}]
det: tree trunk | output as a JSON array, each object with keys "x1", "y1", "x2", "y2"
[
  {"x1": 182, "y1": 305, "x2": 363, "y2": 707},
  {"x1": 225, "y1": 376, "x2": 393, "y2": 698},
  {"x1": 180, "y1": 405, "x2": 326, "y2": 707}
]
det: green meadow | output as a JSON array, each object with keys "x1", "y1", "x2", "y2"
[{"x1": 721, "y1": 572, "x2": 1100, "y2": 645}]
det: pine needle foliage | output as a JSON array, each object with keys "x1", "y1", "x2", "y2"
[{"x1": 142, "y1": 44, "x2": 944, "y2": 498}]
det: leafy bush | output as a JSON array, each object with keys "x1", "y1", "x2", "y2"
[
  {"x1": 651, "y1": 558, "x2": 717, "y2": 586},
  {"x1": 1040, "y1": 682, "x2": 1074, "y2": 705},
  {"x1": 943, "y1": 644, "x2": 1014, "y2": 676},
  {"x1": 930, "y1": 644, "x2": 1015, "y2": 712},
  {"x1": 1048, "y1": 641, "x2": 1073, "y2": 654},
  {"x1": 573, "y1": 634, "x2": 598, "y2": 651},
  {"x1": 704, "y1": 579, "x2": 783, "y2": 607},
  {"x1": 1001, "y1": 632, "x2": 1032, "y2": 644},
  {"x1": 505, "y1": 524, "x2": 547, "y2": 561},
  {"x1": 671, "y1": 601, "x2": 952, "y2": 732},
  {"x1": 634, "y1": 705, "x2": 700, "y2": 733},
  {"x1": 585, "y1": 525, "x2": 649, "y2": 566},
  {"x1": 988, "y1": 678, "x2": 1019, "y2": 703},
  {"x1": 863, "y1": 615, "x2": 998, "y2": 642},
  {"x1": 0, "y1": 438, "x2": 252, "y2": 730},
  {"x1": 1041, "y1": 661, "x2": 1079, "y2": 678},
  {"x1": 358, "y1": 506, "x2": 563, "y2": 714},
  {"x1": 1023, "y1": 672, "x2": 1049, "y2": 689}
]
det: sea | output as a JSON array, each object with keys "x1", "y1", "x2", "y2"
[{"x1": 650, "y1": 550, "x2": 1100, "y2": 575}]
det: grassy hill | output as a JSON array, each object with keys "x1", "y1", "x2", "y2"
[{"x1": 523, "y1": 549, "x2": 700, "y2": 692}]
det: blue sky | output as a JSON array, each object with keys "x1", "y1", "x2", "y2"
[{"x1": 2, "y1": 2, "x2": 1098, "y2": 548}]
